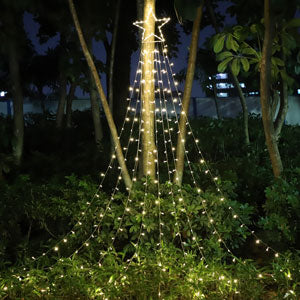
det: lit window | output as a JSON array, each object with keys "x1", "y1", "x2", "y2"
[
  {"x1": 216, "y1": 83, "x2": 227, "y2": 89},
  {"x1": 297, "y1": 89, "x2": 300, "y2": 95},
  {"x1": 217, "y1": 92, "x2": 228, "y2": 97},
  {"x1": 240, "y1": 83, "x2": 246, "y2": 88},
  {"x1": 0, "y1": 91, "x2": 7, "y2": 97},
  {"x1": 216, "y1": 73, "x2": 228, "y2": 80},
  {"x1": 216, "y1": 83, "x2": 234, "y2": 89}
]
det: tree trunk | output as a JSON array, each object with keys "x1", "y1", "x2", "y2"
[
  {"x1": 231, "y1": 72, "x2": 250, "y2": 145},
  {"x1": 8, "y1": 38, "x2": 24, "y2": 166},
  {"x1": 270, "y1": 90, "x2": 279, "y2": 120},
  {"x1": 274, "y1": 79, "x2": 288, "y2": 140},
  {"x1": 136, "y1": 0, "x2": 144, "y2": 20},
  {"x1": 212, "y1": 79, "x2": 221, "y2": 119},
  {"x1": 174, "y1": 4, "x2": 203, "y2": 185},
  {"x1": 140, "y1": 0, "x2": 157, "y2": 179},
  {"x1": 56, "y1": 73, "x2": 67, "y2": 128},
  {"x1": 108, "y1": 0, "x2": 121, "y2": 153},
  {"x1": 260, "y1": 0, "x2": 283, "y2": 177},
  {"x1": 89, "y1": 70, "x2": 104, "y2": 147},
  {"x1": 274, "y1": 47, "x2": 288, "y2": 141},
  {"x1": 86, "y1": 32, "x2": 104, "y2": 147},
  {"x1": 112, "y1": 0, "x2": 135, "y2": 129},
  {"x1": 66, "y1": 81, "x2": 76, "y2": 128},
  {"x1": 68, "y1": 0, "x2": 132, "y2": 190},
  {"x1": 206, "y1": 0, "x2": 250, "y2": 145}
]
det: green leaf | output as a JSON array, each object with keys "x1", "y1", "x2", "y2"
[
  {"x1": 213, "y1": 34, "x2": 226, "y2": 53},
  {"x1": 216, "y1": 51, "x2": 233, "y2": 61},
  {"x1": 272, "y1": 57, "x2": 285, "y2": 67},
  {"x1": 231, "y1": 58, "x2": 240, "y2": 76},
  {"x1": 233, "y1": 25, "x2": 244, "y2": 40},
  {"x1": 250, "y1": 24, "x2": 258, "y2": 34},
  {"x1": 225, "y1": 34, "x2": 233, "y2": 50},
  {"x1": 217, "y1": 56, "x2": 233, "y2": 73},
  {"x1": 240, "y1": 44, "x2": 258, "y2": 56},
  {"x1": 241, "y1": 58, "x2": 250, "y2": 72},
  {"x1": 284, "y1": 18, "x2": 300, "y2": 29},
  {"x1": 295, "y1": 65, "x2": 300, "y2": 75},
  {"x1": 231, "y1": 39, "x2": 239, "y2": 52}
]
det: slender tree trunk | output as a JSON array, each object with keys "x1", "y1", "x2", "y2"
[
  {"x1": 212, "y1": 79, "x2": 221, "y2": 119},
  {"x1": 270, "y1": 90, "x2": 279, "y2": 120},
  {"x1": 174, "y1": 4, "x2": 203, "y2": 185},
  {"x1": 274, "y1": 79, "x2": 288, "y2": 140},
  {"x1": 66, "y1": 81, "x2": 76, "y2": 128},
  {"x1": 8, "y1": 38, "x2": 24, "y2": 166},
  {"x1": 56, "y1": 73, "x2": 67, "y2": 128},
  {"x1": 108, "y1": 0, "x2": 121, "y2": 153},
  {"x1": 206, "y1": 0, "x2": 250, "y2": 145},
  {"x1": 231, "y1": 72, "x2": 250, "y2": 145},
  {"x1": 260, "y1": 0, "x2": 283, "y2": 177},
  {"x1": 136, "y1": 0, "x2": 144, "y2": 20},
  {"x1": 89, "y1": 70, "x2": 104, "y2": 146},
  {"x1": 86, "y1": 34, "x2": 104, "y2": 146},
  {"x1": 68, "y1": 0, "x2": 132, "y2": 190},
  {"x1": 140, "y1": 0, "x2": 156, "y2": 179},
  {"x1": 37, "y1": 87, "x2": 46, "y2": 115},
  {"x1": 112, "y1": 0, "x2": 135, "y2": 129},
  {"x1": 274, "y1": 46, "x2": 288, "y2": 140}
]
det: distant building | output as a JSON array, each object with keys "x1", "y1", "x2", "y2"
[{"x1": 207, "y1": 73, "x2": 259, "y2": 98}]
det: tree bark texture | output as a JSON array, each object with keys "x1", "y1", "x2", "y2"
[
  {"x1": 68, "y1": 0, "x2": 132, "y2": 190},
  {"x1": 274, "y1": 46, "x2": 288, "y2": 140},
  {"x1": 112, "y1": 0, "x2": 136, "y2": 129},
  {"x1": 231, "y1": 72, "x2": 250, "y2": 145},
  {"x1": 141, "y1": 0, "x2": 157, "y2": 179},
  {"x1": 8, "y1": 38, "x2": 24, "y2": 166},
  {"x1": 274, "y1": 78, "x2": 288, "y2": 140},
  {"x1": 109, "y1": 0, "x2": 121, "y2": 152},
  {"x1": 206, "y1": 0, "x2": 250, "y2": 146},
  {"x1": 66, "y1": 81, "x2": 77, "y2": 128},
  {"x1": 89, "y1": 69, "x2": 104, "y2": 146},
  {"x1": 86, "y1": 35, "x2": 104, "y2": 146},
  {"x1": 212, "y1": 79, "x2": 221, "y2": 119},
  {"x1": 56, "y1": 72, "x2": 67, "y2": 128},
  {"x1": 174, "y1": 4, "x2": 203, "y2": 185},
  {"x1": 260, "y1": 0, "x2": 283, "y2": 177}
]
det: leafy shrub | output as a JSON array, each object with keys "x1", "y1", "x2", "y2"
[{"x1": 259, "y1": 170, "x2": 300, "y2": 247}]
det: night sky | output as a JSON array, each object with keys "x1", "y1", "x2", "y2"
[{"x1": 23, "y1": 1, "x2": 237, "y2": 99}]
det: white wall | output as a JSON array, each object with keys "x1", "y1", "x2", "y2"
[{"x1": 1, "y1": 96, "x2": 300, "y2": 125}]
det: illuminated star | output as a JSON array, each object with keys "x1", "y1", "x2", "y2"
[{"x1": 133, "y1": 8, "x2": 170, "y2": 43}]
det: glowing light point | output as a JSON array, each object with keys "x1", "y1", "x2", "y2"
[{"x1": 133, "y1": 8, "x2": 170, "y2": 43}]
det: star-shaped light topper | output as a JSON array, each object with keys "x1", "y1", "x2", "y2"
[{"x1": 133, "y1": 8, "x2": 170, "y2": 43}]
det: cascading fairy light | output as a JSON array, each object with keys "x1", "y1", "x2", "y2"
[
  {"x1": 5, "y1": 53, "x2": 148, "y2": 297},
  {"x1": 154, "y1": 47, "x2": 215, "y2": 266},
  {"x1": 4, "y1": 7, "x2": 297, "y2": 299},
  {"x1": 154, "y1": 50, "x2": 208, "y2": 261},
  {"x1": 158, "y1": 40, "x2": 283, "y2": 280}
]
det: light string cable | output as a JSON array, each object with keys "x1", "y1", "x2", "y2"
[
  {"x1": 157, "y1": 44, "x2": 257, "y2": 291},
  {"x1": 154, "y1": 48, "x2": 187, "y2": 254},
  {"x1": 161, "y1": 43, "x2": 281, "y2": 279},
  {"x1": 154, "y1": 46, "x2": 202, "y2": 297},
  {"x1": 156, "y1": 44, "x2": 208, "y2": 262},
  {"x1": 154, "y1": 48, "x2": 200, "y2": 259},
  {"x1": 96, "y1": 63, "x2": 147, "y2": 268},
  {"x1": 160, "y1": 42, "x2": 253, "y2": 261},
  {"x1": 6, "y1": 57, "x2": 145, "y2": 295},
  {"x1": 153, "y1": 46, "x2": 165, "y2": 299},
  {"x1": 69, "y1": 60, "x2": 145, "y2": 264},
  {"x1": 96, "y1": 49, "x2": 159, "y2": 287}
]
